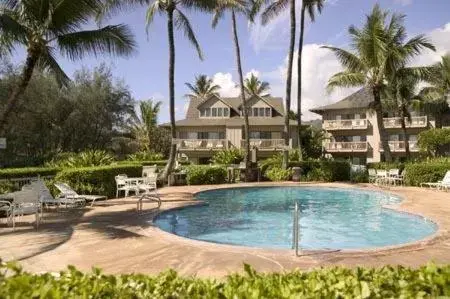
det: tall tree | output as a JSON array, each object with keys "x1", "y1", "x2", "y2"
[
  {"x1": 417, "y1": 54, "x2": 450, "y2": 128},
  {"x1": 0, "y1": 0, "x2": 136, "y2": 135},
  {"x1": 105, "y1": 0, "x2": 217, "y2": 181},
  {"x1": 131, "y1": 99, "x2": 163, "y2": 151},
  {"x1": 244, "y1": 73, "x2": 270, "y2": 97},
  {"x1": 212, "y1": 0, "x2": 254, "y2": 176},
  {"x1": 296, "y1": 0, "x2": 324, "y2": 160},
  {"x1": 260, "y1": 0, "x2": 296, "y2": 169},
  {"x1": 322, "y1": 5, "x2": 434, "y2": 162},
  {"x1": 185, "y1": 74, "x2": 220, "y2": 99}
]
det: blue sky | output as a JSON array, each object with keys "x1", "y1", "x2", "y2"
[{"x1": 10, "y1": 0, "x2": 450, "y2": 122}]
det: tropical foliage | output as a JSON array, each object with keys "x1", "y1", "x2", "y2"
[
  {"x1": 244, "y1": 73, "x2": 270, "y2": 97},
  {"x1": 417, "y1": 128, "x2": 450, "y2": 157},
  {"x1": 46, "y1": 150, "x2": 115, "y2": 168},
  {"x1": 185, "y1": 74, "x2": 220, "y2": 99},
  {"x1": 211, "y1": 148, "x2": 244, "y2": 165},
  {"x1": 0, "y1": 0, "x2": 136, "y2": 134}
]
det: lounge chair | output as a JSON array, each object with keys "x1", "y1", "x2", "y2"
[
  {"x1": 11, "y1": 189, "x2": 42, "y2": 229},
  {"x1": 368, "y1": 169, "x2": 377, "y2": 183},
  {"x1": 54, "y1": 182, "x2": 106, "y2": 207},
  {"x1": 375, "y1": 170, "x2": 388, "y2": 185},
  {"x1": 421, "y1": 171, "x2": 450, "y2": 191},
  {"x1": 26, "y1": 180, "x2": 82, "y2": 209},
  {"x1": 0, "y1": 199, "x2": 13, "y2": 226},
  {"x1": 387, "y1": 169, "x2": 404, "y2": 186}
]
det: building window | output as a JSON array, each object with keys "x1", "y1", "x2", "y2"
[
  {"x1": 250, "y1": 131, "x2": 272, "y2": 139},
  {"x1": 217, "y1": 108, "x2": 223, "y2": 117},
  {"x1": 200, "y1": 107, "x2": 230, "y2": 118},
  {"x1": 212, "y1": 107, "x2": 217, "y2": 117},
  {"x1": 198, "y1": 132, "x2": 225, "y2": 139},
  {"x1": 200, "y1": 109, "x2": 205, "y2": 117},
  {"x1": 224, "y1": 108, "x2": 229, "y2": 117},
  {"x1": 205, "y1": 108, "x2": 211, "y2": 117},
  {"x1": 265, "y1": 107, "x2": 271, "y2": 117},
  {"x1": 253, "y1": 107, "x2": 259, "y2": 117}
]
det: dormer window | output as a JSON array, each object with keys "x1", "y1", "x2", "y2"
[
  {"x1": 244, "y1": 107, "x2": 272, "y2": 117},
  {"x1": 200, "y1": 107, "x2": 230, "y2": 118}
]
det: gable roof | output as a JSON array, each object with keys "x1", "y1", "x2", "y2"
[
  {"x1": 223, "y1": 95, "x2": 285, "y2": 116},
  {"x1": 196, "y1": 94, "x2": 236, "y2": 111},
  {"x1": 310, "y1": 88, "x2": 374, "y2": 115}
]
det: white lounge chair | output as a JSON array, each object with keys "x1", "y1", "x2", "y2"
[
  {"x1": 54, "y1": 182, "x2": 105, "y2": 207},
  {"x1": 368, "y1": 169, "x2": 377, "y2": 183},
  {"x1": 11, "y1": 189, "x2": 42, "y2": 229},
  {"x1": 29, "y1": 180, "x2": 81, "y2": 209},
  {"x1": 421, "y1": 171, "x2": 450, "y2": 191},
  {"x1": 0, "y1": 198, "x2": 13, "y2": 226}
]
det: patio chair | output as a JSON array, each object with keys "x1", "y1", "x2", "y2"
[
  {"x1": 54, "y1": 182, "x2": 105, "y2": 207},
  {"x1": 115, "y1": 174, "x2": 137, "y2": 198},
  {"x1": 421, "y1": 170, "x2": 450, "y2": 191},
  {"x1": 0, "y1": 199, "x2": 13, "y2": 226},
  {"x1": 375, "y1": 170, "x2": 388, "y2": 185},
  {"x1": 387, "y1": 169, "x2": 404, "y2": 186},
  {"x1": 206, "y1": 141, "x2": 214, "y2": 149},
  {"x1": 368, "y1": 169, "x2": 377, "y2": 183},
  {"x1": 30, "y1": 180, "x2": 82, "y2": 209},
  {"x1": 142, "y1": 165, "x2": 158, "y2": 178},
  {"x1": 11, "y1": 189, "x2": 42, "y2": 229}
]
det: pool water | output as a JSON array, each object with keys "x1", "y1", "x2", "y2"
[{"x1": 154, "y1": 187, "x2": 437, "y2": 250}]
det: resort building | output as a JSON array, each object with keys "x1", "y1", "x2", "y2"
[
  {"x1": 162, "y1": 95, "x2": 298, "y2": 164},
  {"x1": 310, "y1": 88, "x2": 449, "y2": 164}
]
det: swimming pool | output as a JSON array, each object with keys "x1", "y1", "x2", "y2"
[{"x1": 154, "y1": 187, "x2": 437, "y2": 250}]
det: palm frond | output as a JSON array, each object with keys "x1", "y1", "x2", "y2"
[
  {"x1": 0, "y1": 12, "x2": 29, "y2": 47},
  {"x1": 145, "y1": 1, "x2": 162, "y2": 32},
  {"x1": 321, "y1": 46, "x2": 365, "y2": 72},
  {"x1": 212, "y1": 8, "x2": 224, "y2": 28},
  {"x1": 174, "y1": 8, "x2": 203, "y2": 60},
  {"x1": 36, "y1": 46, "x2": 71, "y2": 87},
  {"x1": 304, "y1": 0, "x2": 324, "y2": 22},
  {"x1": 98, "y1": 0, "x2": 149, "y2": 21},
  {"x1": 326, "y1": 71, "x2": 366, "y2": 93},
  {"x1": 402, "y1": 34, "x2": 436, "y2": 58},
  {"x1": 261, "y1": 0, "x2": 288, "y2": 25},
  {"x1": 57, "y1": 24, "x2": 136, "y2": 60}
]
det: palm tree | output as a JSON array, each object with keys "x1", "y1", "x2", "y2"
[
  {"x1": 185, "y1": 74, "x2": 220, "y2": 99},
  {"x1": 132, "y1": 99, "x2": 163, "y2": 151},
  {"x1": 417, "y1": 54, "x2": 450, "y2": 128},
  {"x1": 0, "y1": 0, "x2": 136, "y2": 135},
  {"x1": 105, "y1": 0, "x2": 217, "y2": 181},
  {"x1": 322, "y1": 5, "x2": 434, "y2": 162},
  {"x1": 244, "y1": 73, "x2": 270, "y2": 97},
  {"x1": 296, "y1": 0, "x2": 324, "y2": 160},
  {"x1": 212, "y1": 0, "x2": 254, "y2": 176},
  {"x1": 260, "y1": 0, "x2": 296, "y2": 169}
]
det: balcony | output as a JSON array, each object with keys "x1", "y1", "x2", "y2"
[
  {"x1": 241, "y1": 139, "x2": 290, "y2": 150},
  {"x1": 173, "y1": 139, "x2": 229, "y2": 151},
  {"x1": 323, "y1": 119, "x2": 368, "y2": 130},
  {"x1": 383, "y1": 116, "x2": 427, "y2": 128},
  {"x1": 379, "y1": 141, "x2": 420, "y2": 152},
  {"x1": 325, "y1": 142, "x2": 369, "y2": 152}
]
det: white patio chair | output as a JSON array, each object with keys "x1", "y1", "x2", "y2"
[
  {"x1": 0, "y1": 199, "x2": 13, "y2": 226},
  {"x1": 421, "y1": 170, "x2": 450, "y2": 191},
  {"x1": 368, "y1": 169, "x2": 377, "y2": 183},
  {"x1": 375, "y1": 170, "x2": 388, "y2": 185},
  {"x1": 206, "y1": 141, "x2": 214, "y2": 149},
  {"x1": 115, "y1": 174, "x2": 136, "y2": 198},
  {"x1": 142, "y1": 166, "x2": 158, "y2": 178},
  {"x1": 11, "y1": 189, "x2": 42, "y2": 229},
  {"x1": 54, "y1": 182, "x2": 103, "y2": 207},
  {"x1": 387, "y1": 169, "x2": 403, "y2": 186}
]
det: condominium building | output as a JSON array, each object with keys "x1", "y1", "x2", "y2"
[
  {"x1": 310, "y1": 88, "x2": 448, "y2": 164},
  {"x1": 161, "y1": 94, "x2": 298, "y2": 164}
]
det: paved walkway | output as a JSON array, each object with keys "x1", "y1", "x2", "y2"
[{"x1": 1, "y1": 182, "x2": 449, "y2": 277}]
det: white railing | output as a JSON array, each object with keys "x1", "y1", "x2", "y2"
[
  {"x1": 240, "y1": 139, "x2": 289, "y2": 150},
  {"x1": 173, "y1": 139, "x2": 229, "y2": 150},
  {"x1": 383, "y1": 116, "x2": 427, "y2": 128},
  {"x1": 379, "y1": 141, "x2": 419, "y2": 152},
  {"x1": 323, "y1": 119, "x2": 368, "y2": 130},
  {"x1": 326, "y1": 142, "x2": 369, "y2": 152}
]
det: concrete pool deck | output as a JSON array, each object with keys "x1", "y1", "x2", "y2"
[{"x1": 1, "y1": 182, "x2": 449, "y2": 277}]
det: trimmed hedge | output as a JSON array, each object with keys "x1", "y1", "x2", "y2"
[
  {"x1": 404, "y1": 160, "x2": 450, "y2": 186},
  {"x1": 186, "y1": 165, "x2": 227, "y2": 185},
  {"x1": 54, "y1": 165, "x2": 143, "y2": 198},
  {"x1": 367, "y1": 162, "x2": 405, "y2": 172},
  {"x1": 0, "y1": 167, "x2": 60, "y2": 179},
  {"x1": 0, "y1": 262, "x2": 449, "y2": 298},
  {"x1": 289, "y1": 161, "x2": 351, "y2": 182}
]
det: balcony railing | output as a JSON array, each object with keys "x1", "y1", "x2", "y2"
[
  {"x1": 379, "y1": 141, "x2": 419, "y2": 152},
  {"x1": 241, "y1": 139, "x2": 290, "y2": 150},
  {"x1": 383, "y1": 116, "x2": 427, "y2": 128},
  {"x1": 173, "y1": 139, "x2": 229, "y2": 150},
  {"x1": 323, "y1": 119, "x2": 368, "y2": 130},
  {"x1": 326, "y1": 142, "x2": 369, "y2": 152}
]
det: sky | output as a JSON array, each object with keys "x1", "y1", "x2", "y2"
[{"x1": 10, "y1": 0, "x2": 450, "y2": 122}]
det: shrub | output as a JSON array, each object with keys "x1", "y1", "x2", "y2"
[
  {"x1": 46, "y1": 150, "x2": 115, "y2": 168},
  {"x1": 289, "y1": 160, "x2": 351, "y2": 182},
  {"x1": 266, "y1": 167, "x2": 292, "y2": 181},
  {"x1": 418, "y1": 128, "x2": 450, "y2": 157},
  {"x1": 126, "y1": 151, "x2": 164, "y2": 161},
  {"x1": 404, "y1": 160, "x2": 450, "y2": 186},
  {"x1": 0, "y1": 167, "x2": 60, "y2": 179},
  {"x1": 367, "y1": 162, "x2": 405, "y2": 171},
  {"x1": 211, "y1": 149, "x2": 244, "y2": 165},
  {"x1": 54, "y1": 165, "x2": 142, "y2": 198},
  {"x1": 116, "y1": 160, "x2": 167, "y2": 166},
  {"x1": 351, "y1": 168, "x2": 369, "y2": 183},
  {"x1": 186, "y1": 165, "x2": 227, "y2": 185},
  {"x1": 0, "y1": 262, "x2": 449, "y2": 298}
]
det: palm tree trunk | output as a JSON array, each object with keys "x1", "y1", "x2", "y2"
[
  {"x1": 373, "y1": 87, "x2": 392, "y2": 162},
  {"x1": 296, "y1": 5, "x2": 306, "y2": 161},
  {"x1": 162, "y1": 7, "x2": 177, "y2": 181},
  {"x1": 0, "y1": 49, "x2": 39, "y2": 136},
  {"x1": 231, "y1": 10, "x2": 250, "y2": 178},
  {"x1": 283, "y1": 0, "x2": 296, "y2": 170},
  {"x1": 401, "y1": 117, "x2": 410, "y2": 160}
]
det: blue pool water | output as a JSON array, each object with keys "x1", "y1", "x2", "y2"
[{"x1": 154, "y1": 187, "x2": 437, "y2": 250}]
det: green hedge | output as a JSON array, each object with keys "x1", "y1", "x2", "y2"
[
  {"x1": 116, "y1": 160, "x2": 168, "y2": 166},
  {"x1": 404, "y1": 161, "x2": 450, "y2": 186},
  {"x1": 367, "y1": 162, "x2": 405, "y2": 171},
  {"x1": 0, "y1": 262, "x2": 449, "y2": 298},
  {"x1": 54, "y1": 165, "x2": 143, "y2": 198},
  {"x1": 0, "y1": 167, "x2": 60, "y2": 179},
  {"x1": 186, "y1": 165, "x2": 227, "y2": 185},
  {"x1": 289, "y1": 161, "x2": 351, "y2": 182}
]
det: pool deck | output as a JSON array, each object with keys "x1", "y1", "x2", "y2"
[{"x1": 1, "y1": 182, "x2": 449, "y2": 277}]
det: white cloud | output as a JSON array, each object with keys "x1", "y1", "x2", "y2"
[
  {"x1": 410, "y1": 23, "x2": 450, "y2": 66},
  {"x1": 394, "y1": 0, "x2": 412, "y2": 6},
  {"x1": 212, "y1": 72, "x2": 239, "y2": 97}
]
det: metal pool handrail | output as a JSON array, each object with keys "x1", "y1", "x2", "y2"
[{"x1": 292, "y1": 202, "x2": 301, "y2": 256}]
